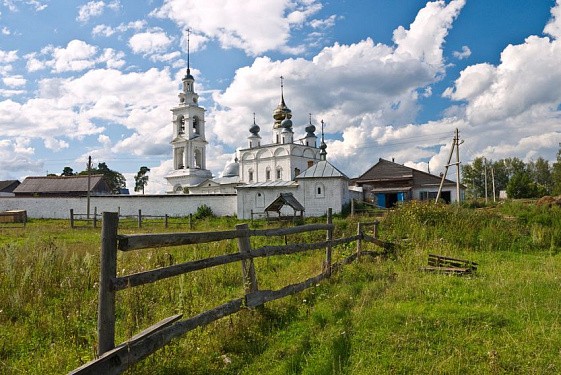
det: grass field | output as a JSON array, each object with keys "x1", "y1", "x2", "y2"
[{"x1": 1, "y1": 201, "x2": 561, "y2": 374}]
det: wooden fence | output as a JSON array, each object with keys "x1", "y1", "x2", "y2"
[
  {"x1": 69, "y1": 209, "x2": 392, "y2": 375},
  {"x1": 70, "y1": 208, "x2": 194, "y2": 229}
]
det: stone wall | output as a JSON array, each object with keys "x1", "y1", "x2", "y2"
[{"x1": 0, "y1": 194, "x2": 237, "y2": 219}]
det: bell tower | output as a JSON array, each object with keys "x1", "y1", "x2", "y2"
[{"x1": 165, "y1": 30, "x2": 212, "y2": 194}]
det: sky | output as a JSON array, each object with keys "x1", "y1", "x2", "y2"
[{"x1": 1, "y1": 0, "x2": 560, "y2": 194}]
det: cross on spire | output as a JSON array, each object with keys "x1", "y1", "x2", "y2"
[{"x1": 186, "y1": 28, "x2": 191, "y2": 74}]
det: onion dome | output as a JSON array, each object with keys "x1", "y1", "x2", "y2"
[
  {"x1": 281, "y1": 118, "x2": 293, "y2": 129},
  {"x1": 222, "y1": 157, "x2": 239, "y2": 177},
  {"x1": 250, "y1": 122, "x2": 260, "y2": 135},
  {"x1": 305, "y1": 123, "x2": 316, "y2": 137}
]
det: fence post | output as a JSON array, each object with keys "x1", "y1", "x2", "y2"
[
  {"x1": 189, "y1": 213, "x2": 193, "y2": 230},
  {"x1": 325, "y1": 208, "x2": 333, "y2": 276},
  {"x1": 70, "y1": 209, "x2": 74, "y2": 228},
  {"x1": 138, "y1": 209, "x2": 142, "y2": 228},
  {"x1": 93, "y1": 207, "x2": 97, "y2": 228},
  {"x1": 356, "y1": 222, "x2": 363, "y2": 260},
  {"x1": 97, "y1": 212, "x2": 119, "y2": 356},
  {"x1": 164, "y1": 214, "x2": 168, "y2": 229},
  {"x1": 236, "y1": 223, "x2": 258, "y2": 295},
  {"x1": 373, "y1": 220, "x2": 379, "y2": 239},
  {"x1": 351, "y1": 198, "x2": 355, "y2": 217}
]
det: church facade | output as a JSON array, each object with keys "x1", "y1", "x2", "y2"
[{"x1": 165, "y1": 67, "x2": 351, "y2": 218}]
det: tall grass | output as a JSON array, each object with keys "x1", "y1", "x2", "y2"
[{"x1": 2, "y1": 204, "x2": 561, "y2": 373}]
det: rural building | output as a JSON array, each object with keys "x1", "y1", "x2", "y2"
[
  {"x1": 13, "y1": 175, "x2": 112, "y2": 197},
  {"x1": 353, "y1": 158, "x2": 464, "y2": 207},
  {"x1": 0, "y1": 180, "x2": 20, "y2": 197}
]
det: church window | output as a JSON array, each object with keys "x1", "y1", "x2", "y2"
[
  {"x1": 276, "y1": 134, "x2": 279, "y2": 144},
  {"x1": 194, "y1": 149, "x2": 202, "y2": 168},
  {"x1": 266, "y1": 167, "x2": 271, "y2": 181},
  {"x1": 193, "y1": 116, "x2": 200, "y2": 134},
  {"x1": 256, "y1": 192, "x2": 265, "y2": 208},
  {"x1": 248, "y1": 169, "x2": 254, "y2": 182},
  {"x1": 178, "y1": 115, "x2": 185, "y2": 134},
  {"x1": 308, "y1": 161, "x2": 314, "y2": 168},
  {"x1": 315, "y1": 183, "x2": 325, "y2": 198},
  {"x1": 276, "y1": 167, "x2": 282, "y2": 180}
]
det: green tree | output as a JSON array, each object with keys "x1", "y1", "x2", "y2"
[
  {"x1": 527, "y1": 157, "x2": 552, "y2": 196},
  {"x1": 552, "y1": 146, "x2": 561, "y2": 195},
  {"x1": 61, "y1": 167, "x2": 75, "y2": 176},
  {"x1": 79, "y1": 162, "x2": 126, "y2": 194},
  {"x1": 134, "y1": 166, "x2": 150, "y2": 195},
  {"x1": 506, "y1": 171, "x2": 539, "y2": 199}
]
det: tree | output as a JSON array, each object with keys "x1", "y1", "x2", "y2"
[
  {"x1": 552, "y1": 146, "x2": 561, "y2": 195},
  {"x1": 79, "y1": 162, "x2": 126, "y2": 194},
  {"x1": 506, "y1": 171, "x2": 539, "y2": 199},
  {"x1": 61, "y1": 167, "x2": 75, "y2": 176},
  {"x1": 527, "y1": 157, "x2": 552, "y2": 196},
  {"x1": 134, "y1": 166, "x2": 150, "y2": 194},
  {"x1": 461, "y1": 157, "x2": 487, "y2": 199}
]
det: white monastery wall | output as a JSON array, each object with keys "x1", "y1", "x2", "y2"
[{"x1": 0, "y1": 195, "x2": 237, "y2": 219}]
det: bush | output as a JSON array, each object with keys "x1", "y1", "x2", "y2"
[{"x1": 193, "y1": 204, "x2": 214, "y2": 220}]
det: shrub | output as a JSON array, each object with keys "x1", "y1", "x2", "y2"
[{"x1": 193, "y1": 204, "x2": 214, "y2": 220}]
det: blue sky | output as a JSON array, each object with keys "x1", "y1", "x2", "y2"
[{"x1": 1, "y1": 0, "x2": 560, "y2": 193}]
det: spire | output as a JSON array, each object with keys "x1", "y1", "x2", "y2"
[
  {"x1": 186, "y1": 28, "x2": 191, "y2": 77},
  {"x1": 320, "y1": 119, "x2": 327, "y2": 160},
  {"x1": 272, "y1": 75, "x2": 292, "y2": 129}
]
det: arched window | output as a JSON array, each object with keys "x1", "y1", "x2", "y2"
[
  {"x1": 178, "y1": 115, "x2": 185, "y2": 134},
  {"x1": 265, "y1": 167, "x2": 271, "y2": 181},
  {"x1": 248, "y1": 169, "x2": 254, "y2": 182},
  {"x1": 315, "y1": 183, "x2": 325, "y2": 198},
  {"x1": 294, "y1": 168, "x2": 300, "y2": 178},
  {"x1": 194, "y1": 149, "x2": 202, "y2": 168},
  {"x1": 193, "y1": 116, "x2": 200, "y2": 135},
  {"x1": 276, "y1": 167, "x2": 282, "y2": 180}
]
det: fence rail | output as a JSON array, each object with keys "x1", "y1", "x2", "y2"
[
  {"x1": 70, "y1": 208, "x2": 194, "y2": 229},
  {"x1": 69, "y1": 209, "x2": 391, "y2": 375}
]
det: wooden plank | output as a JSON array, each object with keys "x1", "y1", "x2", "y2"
[
  {"x1": 113, "y1": 252, "x2": 247, "y2": 290},
  {"x1": 250, "y1": 223, "x2": 333, "y2": 237},
  {"x1": 251, "y1": 235, "x2": 359, "y2": 258},
  {"x1": 246, "y1": 273, "x2": 327, "y2": 308},
  {"x1": 362, "y1": 234, "x2": 395, "y2": 250},
  {"x1": 117, "y1": 230, "x2": 240, "y2": 251},
  {"x1": 420, "y1": 266, "x2": 472, "y2": 274},
  {"x1": 69, "y1": 299, "x2": 243, "y2": 375},
  {"x1": 97, "y1": 212, "x2": 119, "y2": 356}
]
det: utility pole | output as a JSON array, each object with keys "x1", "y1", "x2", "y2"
[
  {"x1": 491, "y1": 166, "x2": 496, "y2": 202},
  {"x1": 436, "y1": 128, "x2": 463, "y2": 203},
  {"x1": 87, "y1": 155, "x2": 92, "y2": 219},
  {"x1": 484, "y1": 157, "x2": 488, "y2": 204}
]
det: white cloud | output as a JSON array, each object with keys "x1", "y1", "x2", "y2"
[
  {"x1": 92, "y1": 24, "x2": 115, "y2": 37},
  {"x1": 1, "y1": 27, "x2": 11, "y2": 35},
  {"x1": 77, "y1": 1, "x2": 120, "y2": 23},
  {"x1": 0, "y1": 50, "x2": 18, "y2": 63},
  {"x1": 153, "y1": 0, "x2": 323, "y2": 56},
  {"x1": 3, "y1": 75, "x2": 26, "y2": 87},
  {"x1": 129, "y1": 31, "x2": 173, "y2": 55},
  {"x1": 452, "y1": 45, "x2": 471, "y2": 60},
  {"x1": 394, "y1": 0, "x2": 465, "y2": 66},
  {"x1": 544, "y1": 0, "x2": 561, "y2": 39},
  {"x1": 310, "y1": 15, "x2": 337, "y2": 30}
]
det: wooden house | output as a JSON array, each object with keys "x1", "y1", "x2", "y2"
[
  {"x1": 0, "y1": 180, "x2": 20, "y2": 196},
  {"x1": 353, "y1": 158, "x2": 464, "y2": 207}
]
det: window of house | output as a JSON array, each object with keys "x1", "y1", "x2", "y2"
[
  {"x1": 276, "y1": 168, "x2": 282, "y2": 179},
  {"x1": 248, "y1": 169, "x2": 254, "y2": 182},
  {"x1": 266, "y1": 168, "x2": 271, "y2": 181},
  {"x1": 294, "y1": 168, "x2": 300, "y2": 177},
  {"x1": 315, "y1": 183, "x2": 325, "y2": 198}
]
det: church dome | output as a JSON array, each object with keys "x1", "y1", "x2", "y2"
[
  {"x1": 281, "y1": 118, "x2": 293, "y2": 129},
  {"x1": 250, "y1": 123, "x2": 260, "y2": 135},
  {"x1": 222, "y1": 158, "x2": 239, "y2": 177},
  {"x1": 305, "y1": 123, "x2": 316, "y2": 136}
]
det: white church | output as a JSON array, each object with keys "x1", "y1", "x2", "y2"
[{"x1": 164, "y1": 65, "x2": 352, "y2": 219}]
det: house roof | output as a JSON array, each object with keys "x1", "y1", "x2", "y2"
[
  {"x1": 296, "y1": 160, "x2": 348, "y2": 179},
  {"x1": 13, "y1": 175, "x2": 109, "y2": 194},
  {"x1": 355, "y1": 158, "x2": 462, "y2": 188},
  {"x1": 0, "y1": 180, "x2": 20, "y2": 193},
  {"x1": 236, "y1": 180, "x2": 298, "y2": 189},
  {"x1": 265, "y1": 192, "x2": 305, "y2": 213}
]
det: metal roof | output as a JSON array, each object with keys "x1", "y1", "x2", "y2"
[
  {"x1": 236, "y1": 180, "x2": 298, "y2": 189},
  {"x1": 13, "y1": 175, "x2": 109, "y2": 194},
  {"x1": 0, "y1": 180, "x2": 20, "y2": 193},
  {"x1": 296, "y1": 160, "x2": 348, "y2": 179}
]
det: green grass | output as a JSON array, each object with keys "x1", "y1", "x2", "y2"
[{"x1": 2, "y1": 203, "x2": 561, "y2": 374}]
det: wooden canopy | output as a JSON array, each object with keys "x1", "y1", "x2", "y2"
[{"x1": 264, "y1": 193, "x2": 305, "y2": 220}]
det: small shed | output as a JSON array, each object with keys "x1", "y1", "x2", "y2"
[{"x1": 264, "y1": 193, "x2": 305, "y2": 221}]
